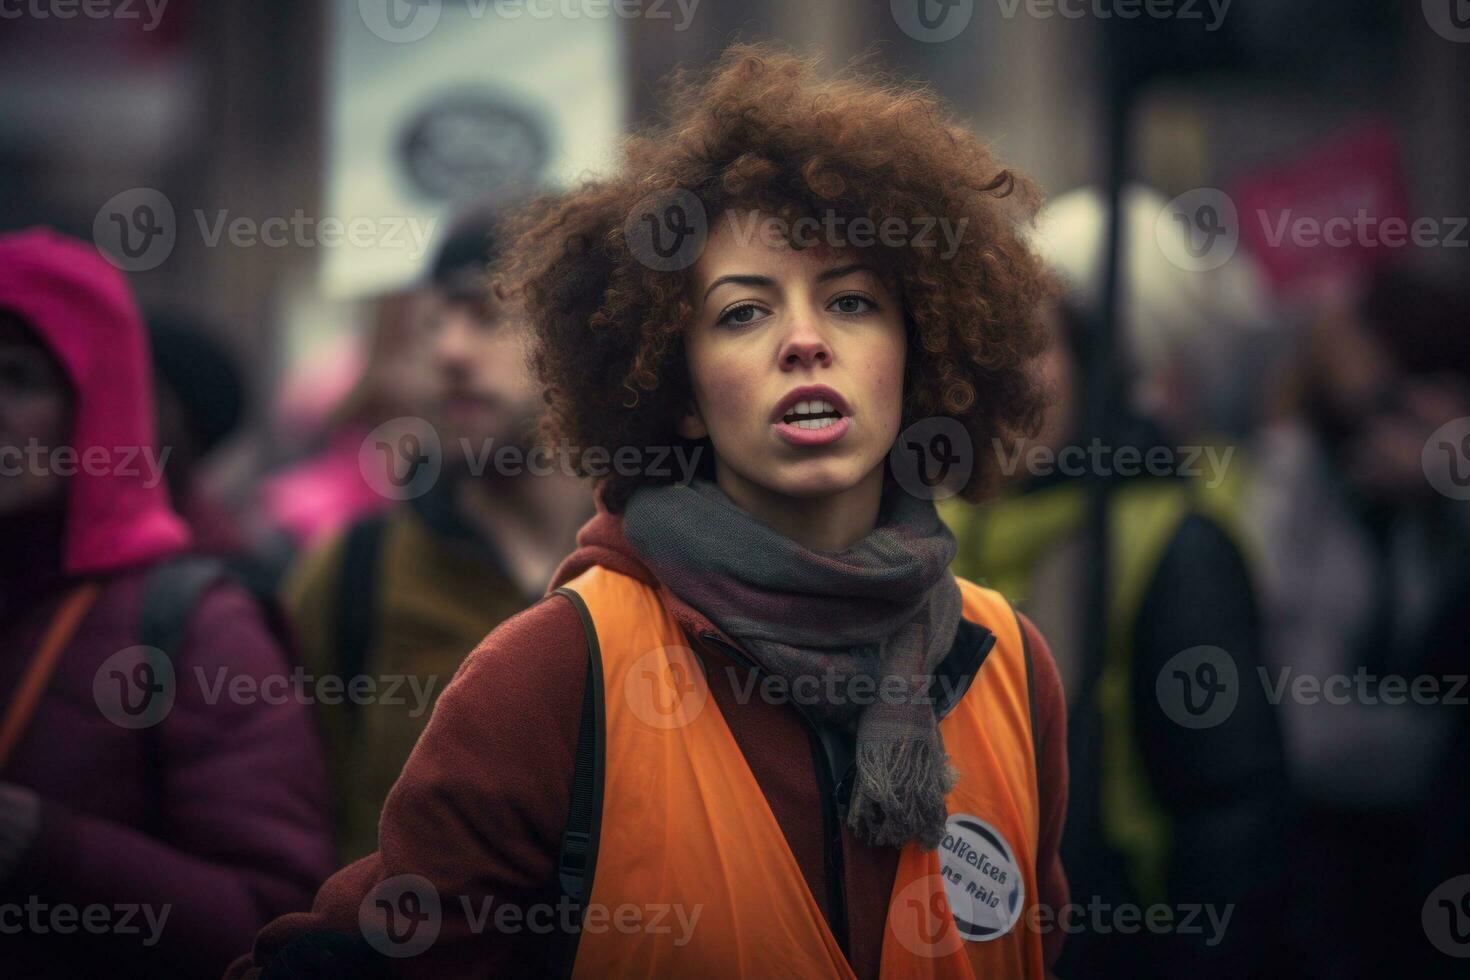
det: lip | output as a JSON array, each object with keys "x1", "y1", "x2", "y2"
[
  {"x1": 770, "y1": 384, "x2": 852, "y2": 448},
  {"x1": 769, "y1": 384, "x2": 852, "y2": 424},
  {"x1": 774, "y1": 416, "x2": 850, "y2": 447}
]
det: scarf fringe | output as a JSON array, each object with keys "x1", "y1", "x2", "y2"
[{"x1": 847, "y1": 735, "x2": 957, "y2": 850}]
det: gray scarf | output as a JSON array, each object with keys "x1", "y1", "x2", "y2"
[{"x1": 622, "y1": 478, "x2": 962, "y2": 849}]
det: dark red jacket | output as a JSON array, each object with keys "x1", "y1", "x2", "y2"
[
  {"x1": 229, "y1": 495, "x2": 1070, "y2": 978},
  {"x1": 0, "y1": 229, "x2": 336, "y2": 979}
]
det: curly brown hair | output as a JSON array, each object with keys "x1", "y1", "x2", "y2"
[{"x1": 496, "y1": 44, "x2": 1055, "y2": 511}]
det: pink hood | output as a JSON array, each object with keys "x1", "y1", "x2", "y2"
[{"x1": 0, "y1": 228, "x2": 190, "y2": 575}]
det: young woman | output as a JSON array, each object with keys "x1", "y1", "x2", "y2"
[{"x1": 234, "y1": 45, "x2": 1068, "y2": 980}]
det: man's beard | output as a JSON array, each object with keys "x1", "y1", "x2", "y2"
[{"x1": 443, "y1": 405, "x2": 545, "y2": 484}]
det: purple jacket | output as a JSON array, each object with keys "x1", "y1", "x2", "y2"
[{"x1": 0, "y1": 229, "x2": 336, "y2": 978}]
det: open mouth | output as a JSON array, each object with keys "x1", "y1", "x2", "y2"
[
  {"x1": 781, "y1": 398, "x2": 845, "y2": 430},
  {"x1": 771, "y1": 386, "x2": 852, "y2": 447}
]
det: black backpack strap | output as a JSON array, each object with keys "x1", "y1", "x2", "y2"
[
  {"x1": 136, "y1": 557, "x2": 231, "y2": 819},
  {"x1": 336, "y1": 515, "x2": 388, "y2": 709},
  {"x1": 550, "y1": 587, "x2": 605, "y2": 979},
  {"x1": 138, "y1": 557, "x2": 230, "y2": 664}
]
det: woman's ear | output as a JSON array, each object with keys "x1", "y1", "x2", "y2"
[{"x1": 677, "y1": 402, "x2": 708, "y2": 440}]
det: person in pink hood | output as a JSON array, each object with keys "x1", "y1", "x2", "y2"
[{"x1": 0, "y1": 228, "x2": 336, "y2": 978}]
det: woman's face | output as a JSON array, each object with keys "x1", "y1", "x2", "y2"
[
  {"x1": 680, "y1": 211, "x2": 908, "y2": 504},
  {"x1": 0, "y1": 317, "x2": 73, "y2": 515}
]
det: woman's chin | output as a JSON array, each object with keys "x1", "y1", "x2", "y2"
[{"x1": 762, "y1": 458, "x2": 876, "y2": 500}]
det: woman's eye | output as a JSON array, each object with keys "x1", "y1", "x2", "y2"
[
  {"x1": 829, "y1": 294, "x2": 876, "y2": 315},
  {"x1": 717, "y1": 303, "x2": 768, "y2": 326}
]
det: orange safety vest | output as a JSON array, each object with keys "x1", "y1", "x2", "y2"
[{"x1": 558, "y1": 565, "x2": 1045, "y2": 979}]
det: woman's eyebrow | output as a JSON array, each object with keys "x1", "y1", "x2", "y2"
[
  {"x1": 701, "y1": 274, "x2": 774, "y2": 304},
  {"x1": 815, "y1": 262, "x2": 875, "y2": 284}
]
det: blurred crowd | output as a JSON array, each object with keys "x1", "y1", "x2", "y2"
[{"x1": 2, "y1": 169, "x2": 1469, "y2": 977}]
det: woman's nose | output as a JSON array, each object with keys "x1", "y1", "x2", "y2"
[{"x1": 778, "y1": 314, "x2": 832, "y2": 370}]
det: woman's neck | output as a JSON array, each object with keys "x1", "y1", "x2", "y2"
[{"x1": 714, "y1": 463, "x2": 885, "y2": 553}]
